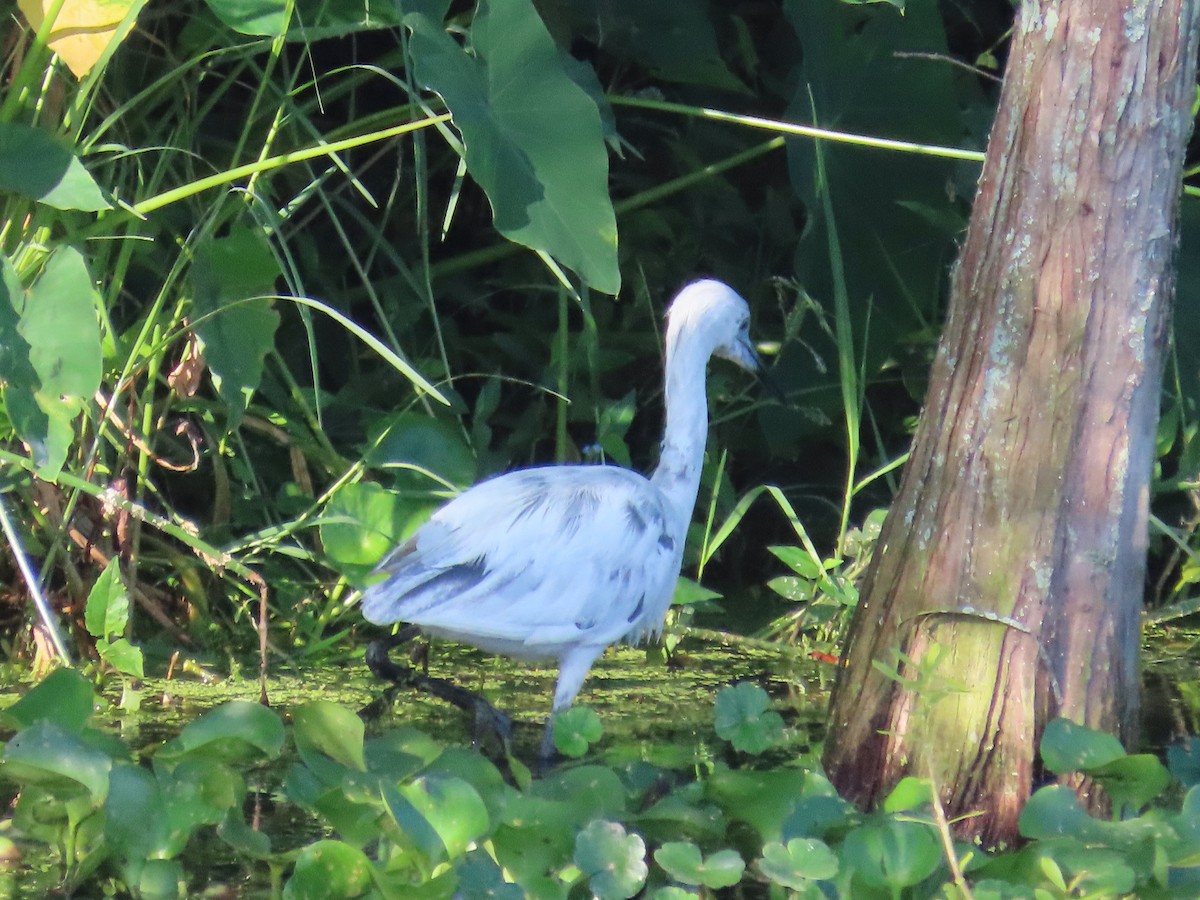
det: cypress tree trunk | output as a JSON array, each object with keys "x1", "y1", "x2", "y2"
[{"x1": 823, "y1": 0, "x2": 1200, "y2": 844}]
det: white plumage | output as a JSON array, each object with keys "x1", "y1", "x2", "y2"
[{"x1": 361, "y1": 279, "x2": 760, "y2": 757}]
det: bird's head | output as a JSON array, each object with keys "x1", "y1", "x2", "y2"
[{"x1": 665, "y1": 279, "x2": 762, "y2": 374}]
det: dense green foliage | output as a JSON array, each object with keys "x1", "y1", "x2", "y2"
[
  {"x1": 7, "y1": 669, "x2": 1200, "y2": 898},
  {"x1": 3, "y1": 0, "x2": 1200, "y2": 894}
]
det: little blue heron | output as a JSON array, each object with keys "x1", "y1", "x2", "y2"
[{"x1": 361, "y1": 279, "x2": 761, "y2": 759}]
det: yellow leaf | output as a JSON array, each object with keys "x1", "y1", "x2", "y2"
[{"x1": 17, "y1": 0, "x2": 141, "y2": 78}]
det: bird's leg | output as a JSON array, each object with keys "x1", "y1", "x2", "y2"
[
  {"x1": 538, "y1": 645, "x2": 606, "y2": 768},
  {"x1": 363, "y1": 627, "x2": 512, "y2": 754}
]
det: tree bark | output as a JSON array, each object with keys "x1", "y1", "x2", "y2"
[{"x1": 823, "y1": 0, "x2": 1200, "y2": 845}]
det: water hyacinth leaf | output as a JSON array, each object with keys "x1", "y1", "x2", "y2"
[
  {"x1": 191, "y1": 228, "x2": 281, "y2": 430},
  {"x1": 1018, "y1": 785, "x2": 1097, "y2": 840},
  {"x1": 133, "y1": 859, "x2": 185, "y2": 900},
  {"x1": 1040, "y1": 718, "x2": 1126, "y2": 775},
  {"x1": 840, "y1": 819, "x2": 941, "y2": 889},
  {"x1": 783, "y1": 794, "x2": 856, "y2": 840},
  {"x1": 17, "y1": 0, "x2": 144, "y2": 78},
  {"x1": 2, "y1": 667, "x2": 96, "y2": 732},
  {"x1": 553, "y1": 705, "x2": 602, "y2": 758},
  {"x1": 537, "y1": 765, "x2": 629, "y2": 821},
  {"x1": 284, "y1": 839, "x2": 374, "y2": 900},
  {"x1": 398, "y1": 775, "x2": 490, "y2": 860},
  {"x1": 574, "y1": 819, "x2": 648, "y2": 900},
  {"x1": 651, "y1": 889, "x2": 699, "y2": 900},
  {"x1": 1089, "y1": 753, "x2": 1172, "y2": 814},
  {"x1": 706, "y1": 766, "x2": 809, "y2": 842},
  {"x1": 292, "y1": 700, "x2": 367, "y2": 771},
  {"x1": 218, "y1": 807, "x2": 272, "y2": 858},
  {"x1": 0, "y1": 123, "x2": 109, "y2": 210},
  {"x1": 157, "y1": 700, "x2": 285, "y2": 765},
  {"x1": 654, "y1": 841, "x2": 745, "y2": 889},
  {"x1": 713, "y1": 682, "x2": 784, "y2": 754},
  {"x1": 2, "y1": 720, "x2": 112, "y2": 801},
  {"x1": 757, "y1": 838, "x2": 838, "y2": 888},
  {"x1": 158, "y1": 757, "x2": 245, "y2": 857},
  {"x1": 84, "y1": 558, "x2": 127, "y2": 640},
  {"x1": 405, "y1": 0, "x2": 620, "y2": 293},
  {"x1": 103, "y1": 763, "x2": 167, "y2": 861},
  {"x1": 456, "y1": 850, "x2": 524, "y2": 900}
]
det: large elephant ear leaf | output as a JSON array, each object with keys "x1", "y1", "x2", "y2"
[
  {"x1": 405, "y1": 0, "x2": 620, "y2": 294},
  {"x1": 191, "y1": 228, "x2": 281, "y2": 431}
]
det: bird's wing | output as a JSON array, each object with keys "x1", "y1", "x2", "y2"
[{"x1": 359, "y1": 466, "x2": 682, "y2": 654}]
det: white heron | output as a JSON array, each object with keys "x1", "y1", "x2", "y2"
[{"x1": 361, "y1": 279, "x2": 761, "y2": 760}]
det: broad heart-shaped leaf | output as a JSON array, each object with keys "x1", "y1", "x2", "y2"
[
  {"x1": 17, "y1": 0, "x2": 144, "y2": 78},
  {"x1": 406, "y1": 0, "x2": 620, "y2": 293},
  {"x1": 4, "y1": 246, "x2": 103, "y2": 478},
  {"x1": 757, "y1": 838, "x2": 838, "y2": 888},
  {"x1": 365, "y1": 411, "x2": 477, "y2": 487},
  {"x1": 713, "y1": 681, "x2": 784, "y2": 754},
  {"x1": 191, "y1": 228, "x2": 281, "y2": 430},
  {"x1": 156, "y1": 700, "x2": 285, "y2": 766},
  {"x1": 654, "y1": 841, "x2": 745, "y2": 889},
  {"x1": 1, "y1": 667, "x2": 96, "y2": 732},
  {"x1": 283, "y1": 840, "x2": 374, "y2": 900},
  {"x1": 321, "y1": 481, "x2": 437, "y2": 572},
  {"x1": 781, "y1": 0, "x2": 964, "y2": 440},
  {"x1": 1040, "y1": 717, "x2": 1126, "y2": 775},
  {"x1": 204, "y1": 0, "x2": 449, "y2": 39},
  {"x1": 84, "y1": 558, "x2": 127, "y2": 640},
  {"x1": 574, "y1": 819, "x2": 648, "y2": 900},
  {"x1": 0, "y1": 123, "x2": 109, "y2": 210}
]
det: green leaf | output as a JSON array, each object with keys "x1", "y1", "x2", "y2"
[
  {"x1": 95, "y1": 637, "x2": 144, "y2": 679},
  {"x1": 283, "y1": 840, "x2": 374, "y2": 900},
  {"x1": 1018, "y1": 785, "x2": 1096, "y2": 840},
  {"x1": 397, "y1": 775, "x2": 490, "y2": 861},
  {"x1": 0, "y1": 123, "x2": 109, "y2": 210},
  {"x1": 2, "y1": 667, "x2": 96, "y2": 732},
  {"x1": 882, "y1": 777, "x2": 934, "y2": 813},
  {"x1": 406, "y1": 0, "x2": 619, "y2": 292},
  {"x1": 1040, "y1": 718, "x2": 1126, "y2": 775},
  {"x1": 191, "y1": 228, "x2": 281, "y2": 430},
  {"x1": 713, "y1": 682, "x2": 784, "y2": 754},
  {"x1": 757, "y1": 838, "x2": 838, "y2": 888},
  {"x1": 84, "y1": 558, "x2": 127, "y2": 640},
  {"x1": 292, "y1": 701, "x2": 367, "y2": 771},
  {"x1": 654, "y1": 841, "x2": 745, "y2": 889},
  {"x1": 553, "y1": 706, "x2": 603, "y2": 758},
  {"x1": 321, "y1": 481, "x2": 435, "y2": 571},
  {"x1": 1090, "y1": 754, "x2": 1172, "y2": 814},
  {"x1": 4, "y1": 247, "x2": 103, "y2": 478},
  {"x1": 2, "y1": 720, "x2": 112, "y2": 801},
  {"x1": 204, "y1": 0, "x2": 449, "y2": 39},
  {"x1": 157, "y1": 700, "x2": 285, "y2": 766},
  {"x1": 574, "y1": 819, "x2": 648, "y2": 900},
  {"x1": 366, "y1": 411, "x2": 477, "y2": 487},
  {"x1": 840, "y1": 819, "x2": 941, "y2": 889}
]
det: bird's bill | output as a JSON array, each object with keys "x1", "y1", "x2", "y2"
[{"x1": 717, "y1": 336, "x2": 764, "y2": 374}]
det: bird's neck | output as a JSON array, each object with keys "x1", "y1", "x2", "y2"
[{"x1": 650, "y1": 339, "x2": 711, "y2": 538}]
